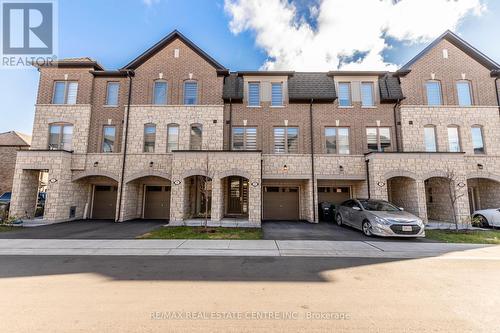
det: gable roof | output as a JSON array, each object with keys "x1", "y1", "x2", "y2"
[
  {"x1": 399, "y1": 30, "x2": 500, "y2": 73},
  {"x1": 0, "y1": 131, "x2": 31, "y2": 147},
  {"x1": 121, "y1": 30, "x2": 227, "y2": 72},
  {"x1": 288, "y1": 72, "x2": 337, "y2": 102}
]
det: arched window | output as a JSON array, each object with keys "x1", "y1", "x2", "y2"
[
  {"x1": 447, "y1": 125, "x2": 461, "y2": 152},
  {"x1": 184, "y1": 81, "x2": 198, "y2": 105},
  {"x1": 143, "y1": 123, "x2": 156, "y2": 153},
  {"x1": 471, "y1": 125, "x2": 485, "y2": 154},
  {"x1": 426, "y1": 80, "x2": 442, "y2": 106},
  {"x1": 167, "y1": 123, "x2": 179, "y2": 152},
  {"x1": 424, "y1": 125, "x2": 437, "y2": 152},
  {"x1": 49, "y1": 123, "x2": 73, "y2": 150},
  {"x1": 190, "y1": 124, "x2": 202, "y2": 150},
  {"x1": 153, "y1": 80, "x2": 168, "y2": 105}
]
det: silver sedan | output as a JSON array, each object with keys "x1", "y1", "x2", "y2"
[{"x1": 336, "y1": 199, "x2": 425, "y2": 238}]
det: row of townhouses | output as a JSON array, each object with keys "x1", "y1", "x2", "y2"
[{"x1": 9, "y1": 30, "x2": 500, "y2": 230}]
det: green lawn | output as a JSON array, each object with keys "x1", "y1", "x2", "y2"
[
  {"x1": 0, "y1": 226, "x2": 17, "y2": 233},
  {"x1": 138, "y1": 226, "x2": 263, "y2": 240},
  {"x1": 426, "y1": 229, "x2": 500, "y2": 244}
]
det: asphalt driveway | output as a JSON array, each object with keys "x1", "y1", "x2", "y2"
[
  {"x1": 0, "y1": 220, "x2": 166, "y2": 239},
  {"x1": 262, "y1": 220, "x2": 433, "y2": 242}
]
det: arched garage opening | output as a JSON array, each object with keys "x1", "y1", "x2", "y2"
[
  {"x1": 74, "y1": 175, "x2": 119, "y2": 220},
  {"x1": 387, "y1": 176, "x2": 419, "y2": 217},
  {"x1": 125, "y1": 176, "x2": 171, "y2": 220},
  {"x1": 467, "y1": 178, "x2": 500, "y2": 214}
]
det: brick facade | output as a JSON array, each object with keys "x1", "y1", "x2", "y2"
[{"x1": 9, "y1": 30, "x2": 500, "y2": 227}]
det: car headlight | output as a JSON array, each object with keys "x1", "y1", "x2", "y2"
[{"x1": 373, "y1": 216, "x2": 391, "y2": 225}]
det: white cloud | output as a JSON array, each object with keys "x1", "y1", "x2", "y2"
[{"x1": 224, "y1": 0, "x2": 486, "y2": 71}]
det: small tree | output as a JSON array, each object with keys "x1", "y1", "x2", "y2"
[
  {"x1": 198, "y1": 153, "x2": 214, "y2": 229},
  {"x1": 434, "y1": 168, "x2": 466, "y2": 232}
]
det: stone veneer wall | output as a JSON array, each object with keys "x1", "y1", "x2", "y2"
[
  {"x1": 400, "y1": 106, "x2": 500, "y2": 154},
  {"x1": 0, "y1": 146, "x2": 23, "y2": 194},
  {"x1": 126, "y1": 105, "x2": 224, "y2": 153},
  {"x1": 31, "y1": 105, "x2": 92, "y2": 154}
]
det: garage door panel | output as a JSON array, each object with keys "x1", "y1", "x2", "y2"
[
  {"x1": 318, "y1": 187, "x2": 351, "y2": 205},
  {"x1": 92, "y1": 186, "x2": 117, "y2": 220},
  {"x1": 263, "y1": 187, "x2": 299, "y2": 221},
  {"x1": 144, "y1": 186, "x2": 171, "y2": 220}
]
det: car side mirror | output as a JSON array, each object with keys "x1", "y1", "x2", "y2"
[{"x1": 352, "y1": 206, "x2": 361, "y2": 211}]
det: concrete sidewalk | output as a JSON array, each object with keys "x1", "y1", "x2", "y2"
[{"x1": 0, "y1": 239, "x2": 499, "y2": 259}]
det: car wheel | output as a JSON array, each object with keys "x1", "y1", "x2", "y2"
[
  {"x1": 362, "y1": 221, "x2": 373, "y2": 237},
  {"x1": 475, "y1": 215, "x2": 489, "y2": 228},
  {"x1": 336, "y1": 213, "x2": 343, "y2": 226}
]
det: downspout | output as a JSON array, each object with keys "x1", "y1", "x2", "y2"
[
  {"x1": 365, "y1": 158, "x2": 371, "y2": 199},
  {"x1": 228, "y1": 97, "x2": 233, "y2": 150},
  {"x1": 309, "y1": 98, "x2": 317, "y2": 223},
  {"x1": 116, "y1": 70, "x2": 134, "y2": 222},
  {"x1": 495, "y1": 77, "x2": 500, "y2": 117},
  {"x1": 260, "y1": 158, "x2": 263, "y2": 222},
  {"x1": 393, "y1": 99, "x2": 401, "y2": 152}
]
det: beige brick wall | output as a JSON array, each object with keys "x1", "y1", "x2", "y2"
[{"x1": 0, "y1": 146, "x2": 25, "y2": 194}]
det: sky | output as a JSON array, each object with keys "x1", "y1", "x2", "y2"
[{"x1": 1, "y1": 0, "x2": 500, "y2": 135}]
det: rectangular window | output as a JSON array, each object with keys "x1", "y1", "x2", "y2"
[
  {"x1": 338, "y1": 82, "x2": 351, "y2": 107},
  {"x1": 102, "y1": 126, "x2": 116, "y2": 153},
  {"x1": 52, "y1": 81, "x2": 78, "y2": 104},
  {"x1": 167, "y1": 124, "x2": 179, "y2": 152},
  {"x1": 49, "y1": 124, "x2": 73, "y2": 150},
  {"x1": 144, "y1": 124, "x2": 156, "y2": 153},
  {"x1": 471, "y1": 127, "x2": 485, "y2": 154},
  {"x1": 274, "y1": 127, "x2": 299, "y2": 154},
  {"x1": 248, "y1": 82, "x2": 260, "y2": 106},
  {"x1": 271, "y1": 82, "x2": 283, "y2": 106},
  {"x1": 184, "y1": 81, "x2": 198, "y2": 105},
  {"x1": 457, "y1": 81, "x2": 472, "y2": 106},
  {"x1": 105, "y1": 82, "x2": 120, "y2": 106},
  {"x1": 447, "y1": 127, "x2": 460, "y2": 152},
  {"x1": 361, "y1": 82, "x2": 374, "y2": 107},
  {"x1": 366, "y1": 127, "x2": 391, "y2": 152},
  {"x1": 426, "y1": 81, "x2": 442, "y2": 106},
  {"x1": 153, "y1": 81, "x2": 168, "y2": 105},
  {"x1": 424, "y1": 127, "x2": 437, "y2": 152},
  {"x1": 325, "y1": 127, "x2": 350, "y2": 154},
  {"x1": 190, "y1": 124, "x2": 202, "y2": 150},
  {"x1": 232, "y1": 127, "x2": 257, "y2": 150}
]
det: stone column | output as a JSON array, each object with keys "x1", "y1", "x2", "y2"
[
  {"x1": 454, "y1": 177, "x2": 471, "y2": 227},
  {"x1": 248, "y1": 182, "x2": 261, "y2": 225},
  {"x1": 416, "y1": 180, "x2": 428, "y2": 223},
  {"x1": 211, "y1": 178, "x2": 223, "y2": 222},
  {"x1": 169, "y1": 178, "x2": 185, "y2": 223},
  {"x1": 9, "y1": 169, "x2": 39, "y2": 219}
]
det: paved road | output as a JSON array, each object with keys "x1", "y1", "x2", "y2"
[{"x1": 0, "y1": 255, "x2": 498, "y2": 332}]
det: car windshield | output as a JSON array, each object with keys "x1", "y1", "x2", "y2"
[
  {"x1": 0, "y1": 192, "x2": 11, "y2": 200},
  {"x1": 359, "y1": 200, "x2": 400, "y2": 212}
]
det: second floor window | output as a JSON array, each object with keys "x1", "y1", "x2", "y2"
[
  {"x1": 102, "y1": 126, "x2": 116, "y2": 153},
  {"x1": 105, "y1": 82, "x2": 120, "y2": 106},
  {"x1": 53, "y1": 81, "x2": 78, "y2": 104},
  {"x1": 426, "y1": 81, "x2": 442, "y2": 106},
  {"x1": 271, "y1": 83, "x2": 283, "y2": 106},
  {"x1": 456, "y1": 81, "x2": 472, "y2": 106},
  {"x1": 338, "y1": 82, "x2": 351, "y2": 107},
  {"x1": 361, "y1": 82, "x2": 374, "y2": 107},
  {"x1": 447, "y1": 126, "x2": 461, "y2": 152},
  {"x1": 248, "y1": 82, "x2": 260, "y2": 106},
  {"x1": 153, "y1": 81, "x2": 168, "y2": 105},
  {"x1": 190, "y1": 124, "x2": 202, "y2": 150},
  {"x1": 144, "y1": 124, "x2": 156, "y2": 153},
  {"x1": 424, "y1": 126, "x2": 437, "y2": 152},
  {"x1": 232, "y1": 127, "x2": 257, "y2": 150},
  {"x1": 49, "y1": 123, "x2": 73, "y2": 150},
  {"x1": 366, "y1": 127, "x2": 391, "y2": 152},
  {"x1": 471, "y1": 126, "x2": 485, "y2": 154},
  {"x1": 184, "y1": 81, "x2": 198, "y2": 105},
  {"x1": 325, "y1": 127, "x2": 350, "y2": 154},
  {"x1": 274, "y1": 127, "x2": 299, "y2": 154},
  {"x1": 167, "y1": 124, "x2": 179, "y2": 152}
]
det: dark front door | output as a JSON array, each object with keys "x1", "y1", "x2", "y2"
[
  {"x1": 144, "y1": 185, "x2": 171, "y2": 220},
  {"x1": 227, "y1": 177, "x2": 248, "y2": 216}
]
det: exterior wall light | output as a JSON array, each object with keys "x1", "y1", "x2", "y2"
[
  {"x1": 93, "y1": 162, "x2": 99, "y2": 167},
  {"x1": 339, "y1": 165, "x2": 344, "y2": 172},
  {"x1": 477, "y1": 164, "x2": 484, "y2": 170},
  {"x1": 149, "y1": 161, "x2": 154, "y2": 167},
  {"x1": 282, "y1": 165, "x2": 288, "y2": 172}
]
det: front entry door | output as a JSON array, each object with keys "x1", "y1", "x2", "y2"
[{"x1": 227, "y1": 177, "x2": 248, "y2": 216}]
